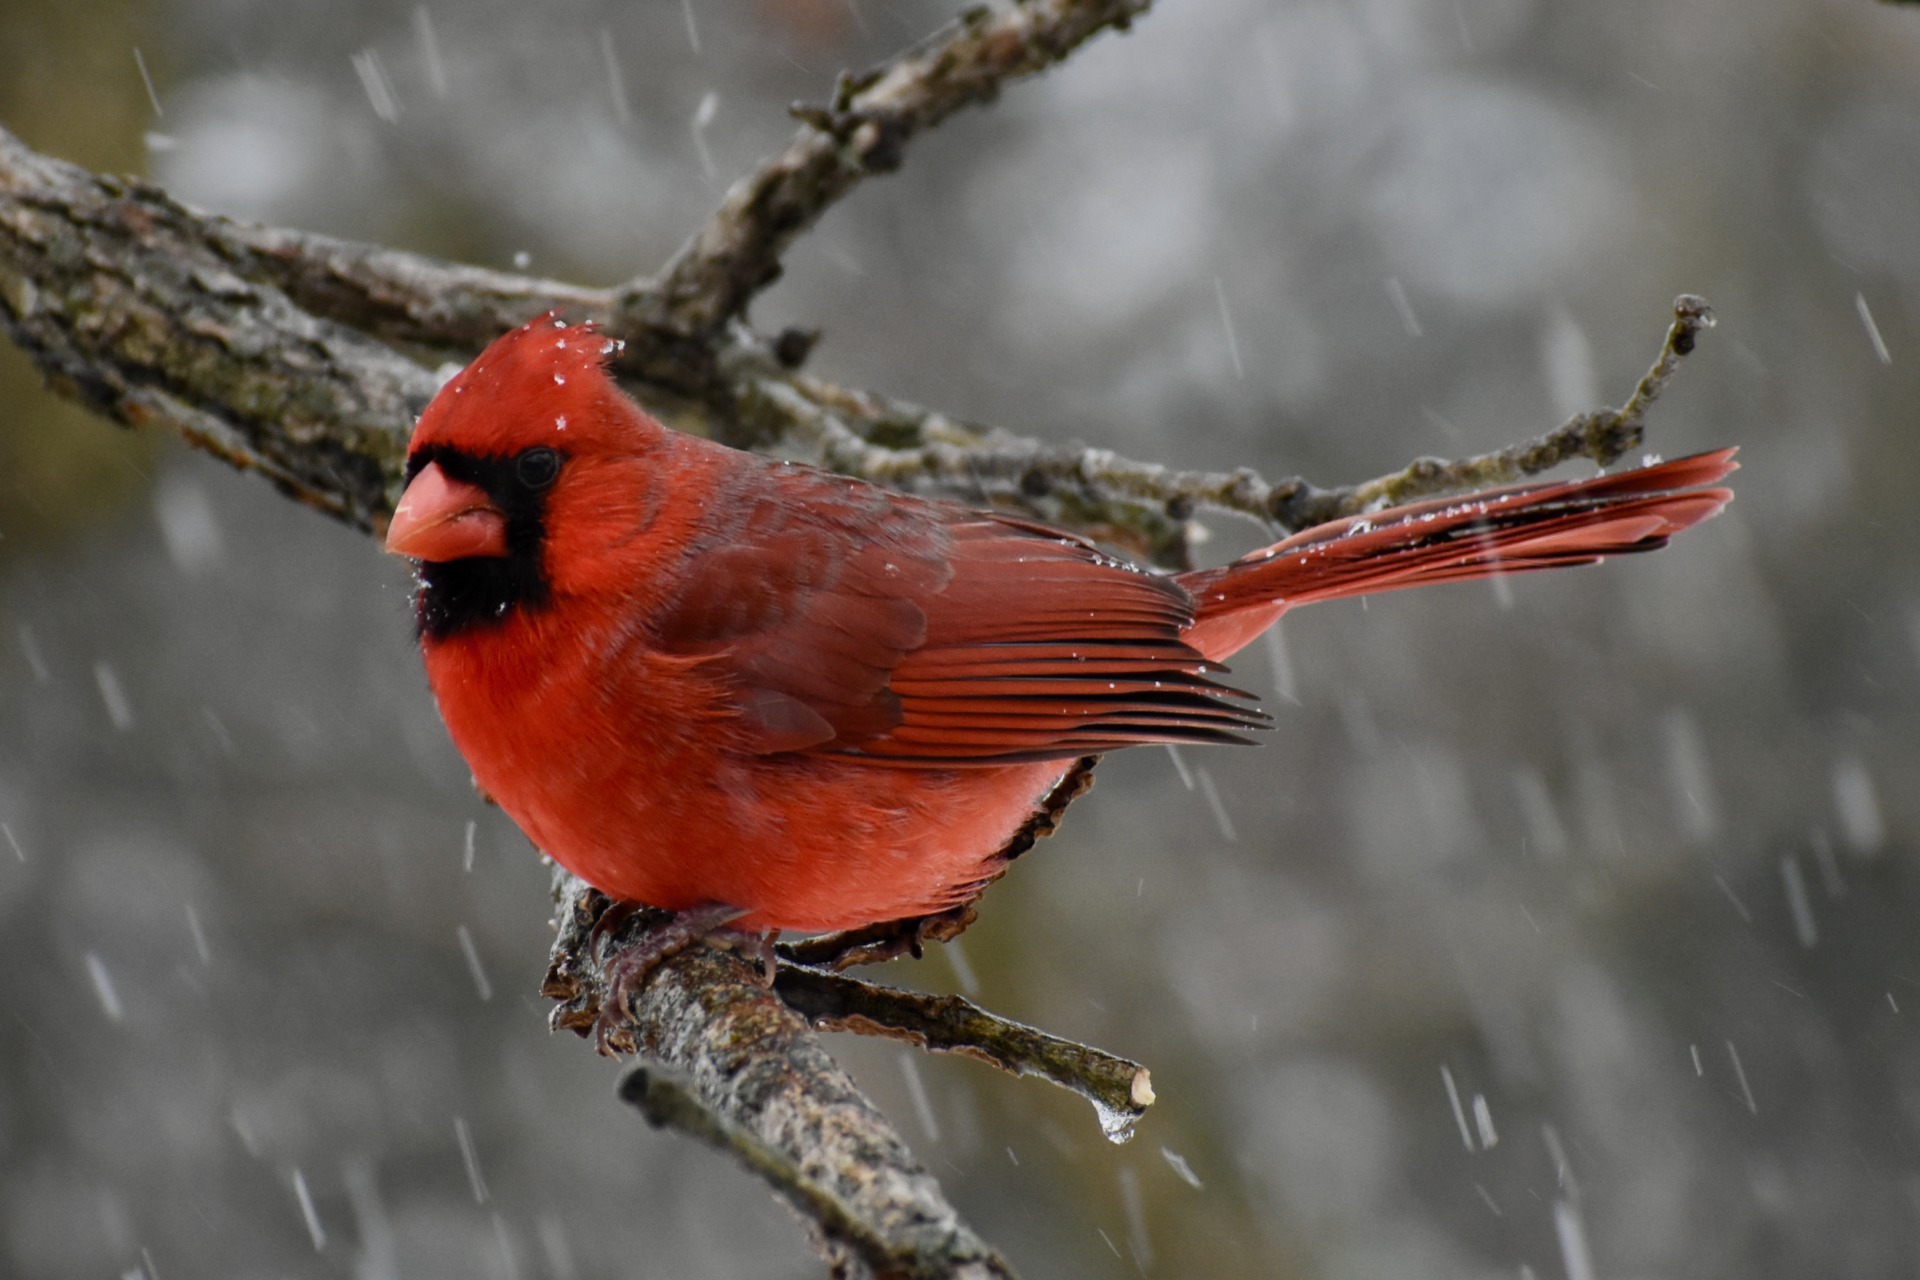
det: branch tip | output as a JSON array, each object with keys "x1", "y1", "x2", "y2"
[
  {"x1": 775, "y1": 964, "x2": 1152, "y2": 1144},
  {"x1": 775, "y1": 295, "x2": 1717, "y2": 541}
]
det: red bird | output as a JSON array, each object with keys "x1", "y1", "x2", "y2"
[{"x1": 386, "y1": 315, "x2": 1734, "y2": 943}]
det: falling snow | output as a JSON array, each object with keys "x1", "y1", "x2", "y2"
[{"x1": 4, "y1": 3, "x2": 1914, "y2": 1277}]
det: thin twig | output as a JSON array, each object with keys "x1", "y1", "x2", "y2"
[
  {"x1": 777, "y1": 965, "x2": 1154, "y2": 1142},
  {"x1": 630, "y1": 0, "x2": 1156, "y2": 338},
  {"x1": 769, "y1": 295, "x2": 1720, "y2": 536},
  {"x1": 1257, "y1": 294, "x2": 1715, "y2": 528},
  {"x1": 1620, "y1": 293, "x2": 1715, "y2": 421},
  {"x1": 776, "y1": 905, "x2": 983, "y2": 972}
]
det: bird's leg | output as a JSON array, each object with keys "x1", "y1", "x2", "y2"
[{"x1": 592, "y1": 901, "x2": 747, "y2": 1055}]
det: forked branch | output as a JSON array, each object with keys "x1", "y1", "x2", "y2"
[{"x1": 543, "y1": 881, "x2": 1016, "y2": 1279}]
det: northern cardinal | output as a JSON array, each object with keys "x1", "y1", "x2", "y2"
[{"x1": 386, "y1": 314, "x2": 1734, "y2": 943}]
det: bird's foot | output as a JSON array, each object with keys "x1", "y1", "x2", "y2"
[
  {"x1": 591, "y1": 901, "x2": 747, "y2": 1056},
  {"x1": 584, "y1": 898, "x2": 645, "y2": 961}
]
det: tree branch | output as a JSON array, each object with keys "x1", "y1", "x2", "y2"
[
  {"x1": 1255, "y1": 293, "x2": 1715, "y2": 529},
  {"x1": 543, "y1": 879, "x2": 1017, "y2": 1280},
  {"x1": 617, "y1": 1065, "x2": 1013, "y2": 1280},
  {"x1": 774, "y1": 965, "x2": 1154, "y2": 1142},
  {"x1": 0, "y1": 129, "x2": 423, "y2": 530},
  {"x1": 771, "y1": 294, "x2": 1718, "y2": 538},
  {"x1": 629, "y1": 0, "x2": 1156, "y2": 338}
]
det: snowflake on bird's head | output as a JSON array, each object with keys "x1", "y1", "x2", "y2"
[{"x1": 408, "y1": 313, "x2": 638, "y2": 462}]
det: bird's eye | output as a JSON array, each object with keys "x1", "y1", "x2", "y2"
[{"x1": 515, "y1": 446, "x2": 561, "y2": 490}]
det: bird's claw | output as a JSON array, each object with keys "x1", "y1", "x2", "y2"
[{"x1": 587, "y1": 901, "x2": 750, "y2": 1056}]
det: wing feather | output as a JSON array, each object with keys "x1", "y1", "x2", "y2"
[{"x1": 645, "y1": 461, "x2": 1262, "y2": 764}]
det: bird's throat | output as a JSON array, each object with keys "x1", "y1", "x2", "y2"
[{"x1": 416, "y1": 553, "x2": 550, "y2": 641}]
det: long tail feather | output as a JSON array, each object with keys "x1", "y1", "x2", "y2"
[{"x1": 1179, "y1": 449, "x2": 1737, "y2": 661}]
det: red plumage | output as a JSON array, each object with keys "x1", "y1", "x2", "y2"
[{"x1": 386, "y1": 315, "x2": 1735, "y2": 933}]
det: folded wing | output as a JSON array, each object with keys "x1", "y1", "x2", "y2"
[{"x1": 648, "y1": 465, "x2": 1265, "y2": 766}]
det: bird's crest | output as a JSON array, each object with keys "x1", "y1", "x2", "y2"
[{"x1": 406, "y1": 311, "x2": 648, "y2": 461}]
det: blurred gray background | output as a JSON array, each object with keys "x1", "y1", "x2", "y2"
[{"x1": 4, "y1": 0, "x2": 1918, "y2": 1276}]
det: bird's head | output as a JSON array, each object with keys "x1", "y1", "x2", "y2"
[{"x1": 384, "y1": 311, "x2": 669, "y2": 639}]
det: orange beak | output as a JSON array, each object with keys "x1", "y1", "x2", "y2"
[{"x1": 384, "y1": 462, "x2": 509, "y2": 561}]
